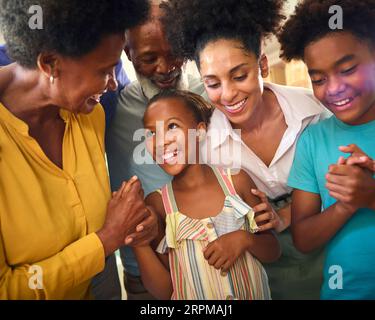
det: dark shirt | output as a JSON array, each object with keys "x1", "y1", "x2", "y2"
[{"x1": 0, "y1": 45, "x2": 12, "y2": 65}]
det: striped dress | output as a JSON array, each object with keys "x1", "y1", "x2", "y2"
[{"x1": 157, "y1": 167, "x2": 271, "y2": 300}]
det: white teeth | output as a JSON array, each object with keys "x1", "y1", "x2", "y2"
[
  {"x1": 225, "y1": 98, "x2": 247, "y2": 111},
  {"x1": 163, "y1": 152, "x2": 174, "y2": 161},
  {"x1": 333, "y1": 98, "x2": 351, "y2": 106},
  {"x1": 162, "y1": 150, "x2": 179, "y2": 162}
]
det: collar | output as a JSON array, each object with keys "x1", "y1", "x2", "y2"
[
  {"x1": 208, "y1": 82, "x2": 325, "y2": 150},
  {"x1": 208, "y1": 109, "x2": 242, "y2": 149},
  {"x1": 0, "y1": 102, "x2": 70, "y2": 136},
  {"x1": 265, "y1": 82, "x2": 324, "y2": 124},
  {"x1": 0, "y1": 102, "x2": 29, "y2": 135}
]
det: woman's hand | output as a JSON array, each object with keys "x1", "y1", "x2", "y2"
[
  {"x1": 251, "y1": 189, "x2": 287, "y2": 233},
  {"x1": 96, "y1": 176, "x2": 154, "y2": 257}
]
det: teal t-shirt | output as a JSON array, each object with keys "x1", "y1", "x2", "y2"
[{"x1": 288, "y1": 116, "x2": 375, "y2": 300}]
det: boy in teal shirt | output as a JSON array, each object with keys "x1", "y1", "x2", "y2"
[{"x1": 279, "y1": 0, "x2": 375, "y2": 299}]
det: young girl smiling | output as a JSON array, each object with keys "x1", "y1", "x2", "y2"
[{"x1": 133, "y1": 90, "x2": 280, "y2": 300}]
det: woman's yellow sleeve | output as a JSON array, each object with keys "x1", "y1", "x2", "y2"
[{"x1": 0, "y1": 232, "x2": 105, "y2": 300}]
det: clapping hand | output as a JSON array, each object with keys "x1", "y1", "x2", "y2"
[
  {"x1": 326, "y1": 146, "x2": 375, "y2": 215},
  {"x1": 339, "y1": 144, "x2": 375, "y2": 172},
  {"x1": 97, "y1": 176, "x2": 159, "y2": 256}
]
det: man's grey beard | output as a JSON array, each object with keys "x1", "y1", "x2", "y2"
[{"x1": 136, "y1": 66, "x2": 190, "y2": 101}]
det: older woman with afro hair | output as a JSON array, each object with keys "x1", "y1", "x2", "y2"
[{"x1": 0, "y1": 0, "x2": 159, "y2": 300}]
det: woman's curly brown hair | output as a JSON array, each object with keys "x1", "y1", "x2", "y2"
[
  {"x1": 278, "y1": 0, "x2": 375, "y2": 62},
  {"x1": 160, "y1": 0, "x2": 286, "y2": 66}
]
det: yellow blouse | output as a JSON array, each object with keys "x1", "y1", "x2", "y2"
[{"x1": 0, "y1": 102, "x2": 110, "y2": 299}]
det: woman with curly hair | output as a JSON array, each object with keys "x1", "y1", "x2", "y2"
[
  {"x1": 0, "y1": 0, "x2": 157, "y2": 299},
  {"x1": 279, "y1": 0, "x2": 375, "y2": 299},
  {"x1": 160, "y1": 0, "x2": 327, "y2": 299}
]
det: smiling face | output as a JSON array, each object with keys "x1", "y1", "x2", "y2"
[
  {"x1": 125, "y1": 6, "x2": 183, "y2": 90},
  {"x1": 52, "y1": 33, "x2": 125, "y2": 114},
  {"x1": 304, "y1": 32, "x2": 375, "y2": 125},
  {"x1": 199, "y1": 39, "x2": 265, "y2": 127},
  {"x1": 143, "y1": 97, "x2": 204, "y2": 176}
]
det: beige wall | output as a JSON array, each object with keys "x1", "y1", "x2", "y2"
[{"x1": 263, "y1": 0, "x2": 311, "y2": 89}]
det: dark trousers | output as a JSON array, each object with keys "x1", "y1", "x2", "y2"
[
  {"x1": 91, "y1": 254, "x2": 122, "y2": 300},
  {"x1": 124, "y1": 271, "x2": 156, "y2": 300}
]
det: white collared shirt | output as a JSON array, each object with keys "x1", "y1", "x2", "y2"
[{"x1": 202, "y1": 82, "x2": 329, "y2": 199}]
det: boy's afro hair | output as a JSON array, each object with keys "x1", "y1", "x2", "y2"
[
  {"x1": 0, "y1": 0, "x2": 150, "y2": 68},
  {"x1": 160, "y1": 0, "x2": 286, "y2": 62},
  {"x1": 278, "y1": 0, "x2": 375, "y2": 62}
]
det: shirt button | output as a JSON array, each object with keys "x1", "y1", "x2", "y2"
[
  {"x1": 206, "y1": 222, "x2": 214, "y2": 229},
  {"x1": 226, "y1": 295, "x2": 234, "y2": 300},
  {"x1": 220, "y1": 270, "x2": 228, "y2": 277}
]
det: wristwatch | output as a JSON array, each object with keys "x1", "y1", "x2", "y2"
[{"x1": 268, "y1": 193, "x2": 292, "y2": 211}]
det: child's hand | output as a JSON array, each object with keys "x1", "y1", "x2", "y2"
[
  {"x1": 339, "y1": 144, "x2": 375, "y2": 172},
  {"x1": 124, "y1": 206, "x2": 159, "y2": 247},
  {"x1": 97, "y1": 176, "x2": 150, "y2": 257},
  {"x1": 111, "y1": 180, "x2": 159, "y2": 247},
  {"x1": 326, "y1": 161, "x2": 375, "y2": 214},
  {"x1": 251, "y1": 189, "x2": 286, "y2": 233},
  {"x1": 203, "y1": 230, "x2": 249, "y2": 273}
]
